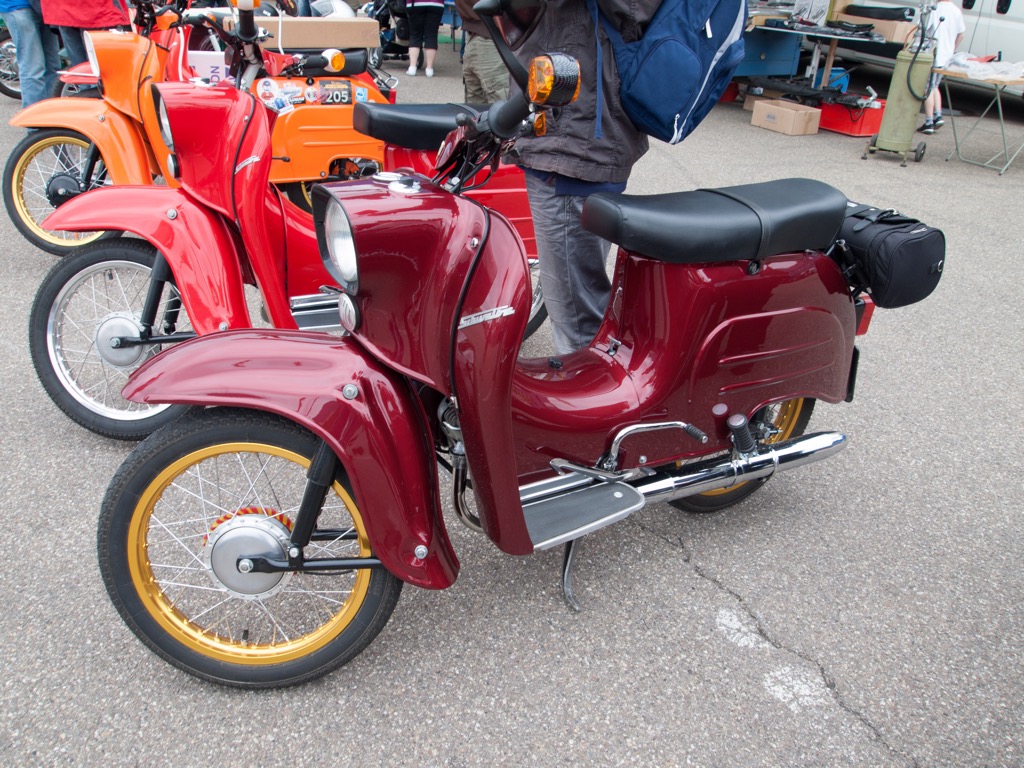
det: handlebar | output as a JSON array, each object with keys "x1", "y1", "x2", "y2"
[
  {"x1": 235, "y1": 2, "x2": 259, "y2": 42},
  {"x1": 481, "y1": 91, "x2": 531, "y2": 140}
]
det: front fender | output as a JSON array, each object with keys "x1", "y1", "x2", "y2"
[
  {"x1": 124, "y1": 329, "x2": 459, "y2": 590},
  {"x1": 44, "y1": 186, "x2": 250, "y2": 335},
  {"x1": 10, "y1": 99, "x2": 152, "y2": 185}
]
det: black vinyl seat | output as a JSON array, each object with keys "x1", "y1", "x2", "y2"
[
  {"x1": 582, "y1": 178, "x2": 848, "y2": 264},
  {"x1": 354, "y1": 102, "x2": 486, "y2": 151}
]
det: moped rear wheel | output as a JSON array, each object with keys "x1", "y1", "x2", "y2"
[
  {"x1": 3, "y1": 128, "x2": 118, "y2": 255},
  {"x1": 98, "y1": 409, "x2": 403, "y2": 688},
  {"x1": 29, "y1": 240, "x2": 190, "y2": 440},
  {"x1": 0, "y1": 29, "x2": 20, "y2": 100},
  {"x1": 670, "y1": 397, "x2": 815, "y2": 513}
]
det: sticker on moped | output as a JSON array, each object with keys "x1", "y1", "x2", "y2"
[{"x1": 317, "y1": 80, "x2": 353, "y2": 105}]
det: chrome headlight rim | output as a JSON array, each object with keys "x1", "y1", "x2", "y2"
[
  {"x1": 155, "y1": 89, "x2": 174, "y2": 154},
  {"x1": 314, "y1": 192, "x2": 358, "y2": 295},
  {"x1": 83, "y1": 31, "x2": 100, "y2": 77}
]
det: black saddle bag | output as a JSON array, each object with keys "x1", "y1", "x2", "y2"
[{"x1": 834, "y1": 203, "x2": 946, "y2": 308}]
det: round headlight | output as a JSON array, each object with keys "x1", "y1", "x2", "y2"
[
  {"x1": 157, "y1": 95, "x2": 174, "y2": 153},
  {"x1": 324, "y1": 198, "x2": 358, "y2": 288}
]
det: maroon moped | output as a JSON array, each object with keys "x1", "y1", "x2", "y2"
[{"x1": 96, "y1": 1, "x2": 899, "y2": 688}]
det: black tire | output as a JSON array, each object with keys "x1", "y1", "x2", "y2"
[
  {"x1": 3, "y1": 128, "x2": 119, "y2": 255},
  {"x1": 669, "y1": 398, "x2": 816, "y2": 513},
  {"x1": 914, "y1": 143, "x2": 926, "y2": 163},
  {"x1": 368, "y1": 46, "x2": 383, "y2": 69},
  {"x1": 0, "y1": 29, "x2": 20, "y2": 100},
  {"x1": 98, "y1": 408, "x2": 403, "y2": 688},
  {"x1": 523, "y1": 256, "x2": 547, "y2": 339},
  {"x1": 29, "y1": 240, "x2": 190, "y2": 440}
]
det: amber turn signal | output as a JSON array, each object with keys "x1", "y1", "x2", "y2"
[
  {"x1": 324, "y1": 49, "x2": 345, "y2": 73},
  {"x1": 527, "y1": 54, "x2": 580, "y2": 108}
]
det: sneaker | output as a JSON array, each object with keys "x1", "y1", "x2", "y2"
[
  {"x1": 918, "y1": 121, "x2": 935, "y2": 134},
  {"x1": 425, "y1": 68, "x2": 434, "y2": 78},
  {"x1": 933, "y1": 115, "x2": 945, "y2": 128},
  {"x1": 406, "y1": 66, "x2": 417, "y2": 76}
]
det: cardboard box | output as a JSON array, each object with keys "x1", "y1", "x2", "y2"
[
  {"x1": 225, "y1": 16, "x2": 380, "y2": 50},
  {"x1": 188, "y1": 51, "x2": 229, "y2": 84},
  {"x1": 751, "y1": 99, "x2": 821, "y2": 135},
  {"x1": 833, "y1": 13, "x2": 915, "y2": 44}
]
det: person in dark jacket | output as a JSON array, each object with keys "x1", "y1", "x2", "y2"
[
  {"x1": 41, "y1": 0, "x2": 128, "y2": 67},
  {"x1": 513, "y1": 0, "x2": 660, "y2": 355},
  {"x1": 455, "y1": 0, "x2": 507, "y2": 103}
]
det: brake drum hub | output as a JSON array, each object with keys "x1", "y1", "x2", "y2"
[{"x1": 203, "y1": 512, "x2": 293, "y2": 599}]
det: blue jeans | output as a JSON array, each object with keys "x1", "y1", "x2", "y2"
[
  {"x1": 524, "y1": 172, "x2": 613, "y2": 355},
  {"x1": 1, "y1": 6, "x2": 59, "y2": 108},
  {"x1": 59, "y1": 27, "x2": 88, "y2": 68}
]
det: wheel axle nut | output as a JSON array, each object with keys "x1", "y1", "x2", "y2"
[{"x1": 238, "y1": 558, "x2": 254, "y2": 573}]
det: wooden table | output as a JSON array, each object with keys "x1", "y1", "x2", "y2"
[{"x1": 935, "y1": 68, "x2": 1024, "y2": 175}]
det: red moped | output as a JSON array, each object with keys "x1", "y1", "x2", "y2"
[
  {"x1": 28, "y1": 3, "x2": 539, "y2": 440},
  {"x1": 93, "y1": 1, "x2": 907, "y2": 688}
]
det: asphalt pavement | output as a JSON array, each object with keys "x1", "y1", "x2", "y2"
[{"x1": 0, "y1": 39, "x2": 1022, "y2": 768}]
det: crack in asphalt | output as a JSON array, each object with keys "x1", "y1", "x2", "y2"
[{"x1": 633, "y1": 518, "x2": 919, "y2": 768}]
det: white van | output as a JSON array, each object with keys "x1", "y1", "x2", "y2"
[{"x1": 833, "y1": 1, "x2": 1024, "y2": 96}]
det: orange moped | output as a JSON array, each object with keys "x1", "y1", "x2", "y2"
[{"x1": 3, "y1": 0, "x2": 391, "y2": 255}]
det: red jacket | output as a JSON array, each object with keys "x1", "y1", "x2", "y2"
[{"x1": 41, "y1": 0, "x2": 128, "y2": 29}]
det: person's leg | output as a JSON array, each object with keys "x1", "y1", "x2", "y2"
[
  {"x1": 421, "y1": 6, "x2": 443, "y2": 76},
  {"x1": 476, "y1": 37, "x2": 508, "y2": 102},
  {"x1": 3, "y1": 8, "x2": 56, "y2": 108},
  {"x1": 462, "y1": 35, "x2": 485, "y2": 102},
  {"x1": 405, "y1": 9, "x2": 424, "y2": 74},
  {"x1": 932, "y1": 78, "x2": 944, "y2": 125},
  {"x1": 525, "y1": 172, "x2": 611, "y2": 355},
  {"x1": 59, "y1": 26, "x2": 88, "y2": 68},
  {"x1": 919, "y1": 73, "x2": 939, "y2": 133}
]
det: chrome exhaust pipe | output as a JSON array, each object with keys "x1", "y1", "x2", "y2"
[{"x1": 631, "y1": 431, "x2": 847, "y2": 505}]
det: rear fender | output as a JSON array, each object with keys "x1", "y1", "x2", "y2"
[
  {"x1": 43, "y1": 186, "x2": 250, "y2": 335},
  {"x1": 123, "y1": 329, "x2": 459, "y2": 589},
  {"x1": 10, "y1": 100, "x2": 151, "y2": 186}
]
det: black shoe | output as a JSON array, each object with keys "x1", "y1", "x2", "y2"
[
  {"x1": 918, "y1": 122, "x2": 935, "y2": 134},
  {"x1": 933, "y1": 115, "x2": 945, "y2": 128}
]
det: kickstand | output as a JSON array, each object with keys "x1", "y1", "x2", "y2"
[{"x1": 561, "y1": 539, "x2": 581, "y2": 612}]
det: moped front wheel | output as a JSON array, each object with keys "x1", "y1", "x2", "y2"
[
  {"x1": 29, "y1": 240, "x2": 190, "y2": 440},
  {"x1": 670, "y1": 397, "x2": 816, "y2": 513},
  {"x1": 98, "y1": 409, "x2": 403, "y2": 688},
  {"x1": 3, "y1": 128, "x2": 118, "y2": 255}
]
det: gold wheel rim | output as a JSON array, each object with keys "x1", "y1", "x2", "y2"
[
  {"x1": 699, "y1": 398, "x2": 806, "y2": 497},
  {"x1": 127, "y1": 441, "x2": 373, "y2": 665},
  {"x1": 12, "y1": 134, "x2": 107, "y2": 248}
]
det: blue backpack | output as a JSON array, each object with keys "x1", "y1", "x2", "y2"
[{"x1": 586, "y1": 0, "x2": 748, "y2": 145}]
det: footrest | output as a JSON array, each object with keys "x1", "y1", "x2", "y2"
[{"x1": 524, "y1": 481, "x2": 645, "y2": 551}]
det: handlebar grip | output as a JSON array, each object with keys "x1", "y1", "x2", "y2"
[
  {"x1": 486, "y1": 91, "x2": 530, "y2": 140},
  {"x1": 236, "y1": 8, "x2": 258, "y2": 41},
  {"x1": 303, "y1": 55, "x2": 327, "y2": 70}
]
